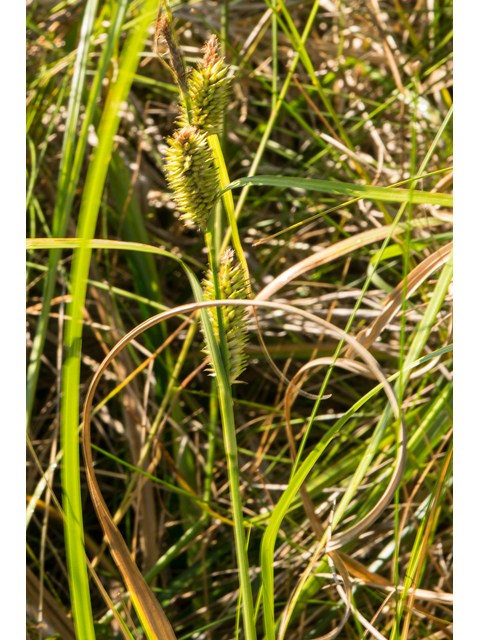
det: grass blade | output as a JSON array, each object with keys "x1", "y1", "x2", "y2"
[
  {"x1": 26, "y1": 0, "x2": 128, "y2": 428},
  {"x1": 223, "y1": 175, "x2": 452, "y2": 207},
  {"x1": 60, "y1": 2, "x2": 160, "y2": 637}
]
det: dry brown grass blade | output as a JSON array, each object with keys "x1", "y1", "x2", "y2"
[
  {"x1": 83, "y1": 396, "x2": 177, "y2": 639},
  {"x1": 345, "y1": 241, "x2": 453, "y2": 357},
  {"x1": 26, "y1": 565, "x2": 76, "y2": 640},
  {"x1": 254, "y1": 219, "x2": 444, "y2": 302}
]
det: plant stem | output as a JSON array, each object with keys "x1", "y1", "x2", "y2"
[{"x1": 203, "y1": 145, "x2": 256, "y2": 639}]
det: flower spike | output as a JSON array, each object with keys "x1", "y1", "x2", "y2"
[
  {"x1": 178, "y1": 35, "x2": 233, "y2": 134},
  {"x1": 202, "y1": 249, "x2": 250, "y2": 383},
  {"x1": 164, "y1": 125, "x2": 219, "y2": 229}
]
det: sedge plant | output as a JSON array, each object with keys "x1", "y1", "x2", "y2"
[{"x1": 159, "y1": 12, "x2": 256, "y2": 638}]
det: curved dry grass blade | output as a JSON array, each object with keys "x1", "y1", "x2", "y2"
[
  {"x1": 255, "y1": 218, "x2": 445, "y2": 302},
  {"x1": 275, "y1": 352, "x2": 405, "y2": 635},
  {"x1": 283, "y1": 360, "x2": 372, "y2": 540},
  {"x1": 83, "y1": 406, "x2": 177, "y2": 639},
  {"x1": 283, "y1": 356, "x2": 407, "y2": 554},
  {"x1": 345, "y1": 241, "x2": 453, "y2": 357}
]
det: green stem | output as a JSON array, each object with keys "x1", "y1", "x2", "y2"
[
  {"x1": 208, "y1": 134, "x2": 250, "y2": 287},
  {"x1": 214, "y1": 367, "x2": 256, "y2": 640},
  {"x1": 204, "y1": 144, "x2": 256, "y2": 639},
  {"x1": 222, "y1": 0, "x2": 321, "y2": 245}
]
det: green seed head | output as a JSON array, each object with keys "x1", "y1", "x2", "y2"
[
  {"x1": 203, "y1": 249, "x2": 250, "y2": 383},
  {"x1": 178, "y1": 35, "x2": 233, "y2": 134},
  {"x1": 164, "y1": 125, "x2": 219, "y2": 229}
]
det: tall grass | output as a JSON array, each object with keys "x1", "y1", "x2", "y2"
[{"x1": 27, "y1": 1, "x2": 452, "y2": 639}]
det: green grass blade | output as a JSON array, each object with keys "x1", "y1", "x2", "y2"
[
  {"x1": 223, "y1": 0, "x2": 321, "y2": 241},
  {"x1": 60, "y1": 2, "x2": 159, "y2": 637},
  {"x1": 26, "y1": 0, "x2": 118, "y2": 428},
  {"x1": 223, "y1": 175, "x2": 452, "y2": 207},
  {"x1": 260, "y1": 422, "x2": 340, "y2": 639},
  {"x1": 330, "y1": 249, "x2": 453, "y2": 542}
]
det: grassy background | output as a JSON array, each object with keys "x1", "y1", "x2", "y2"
[{"x1": 26, "y1": 1, "x2": 452, "y2": 639}]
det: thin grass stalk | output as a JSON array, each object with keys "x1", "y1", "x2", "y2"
[
  {"x1": 326, "y1": 105, "x2": 453, "y2": 535},
  {"x1": 221, "y1": 0, "x2": 320, "y2": 249},
  {"x1": 204, "y1": 186, "x2": 256, "y2": 638},
  {"x1": 220, "y1": 0, "x2": 229, "y2": 150},
  {"x1": 60, "y1": 3, "x2": 159, "y2": 637},
  {"x1": 26, "y1": 70, "x2": 71, "y2": 211},
  {"x1": 394, "y1": 78, "x2": 421, "y2": 613},
  {"x1": 269, "y1": 0, "x2": 352, "y2": 149},
  {"x1": 398, "y1": 442, "x2": 453, "y2": 639},
  {"x1": 272, "y1": 4, "x2": 278, "y2": 112},
  {"x1": 330, "y1": 249, "x2": 452, "y2": 548}
]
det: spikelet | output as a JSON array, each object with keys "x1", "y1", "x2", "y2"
[
  {"x1": 155, "y1": 13, "x2": 187, "y2": 91},
  {"x1": 202, "y1": 249, "x2": 250, "y2": 383},
  {"x1": 164, "y1": 125, "x2": 219, "y2": 229},
  {"x1": 178, "y1": 35, "x2": 233, "y2": 134}
]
